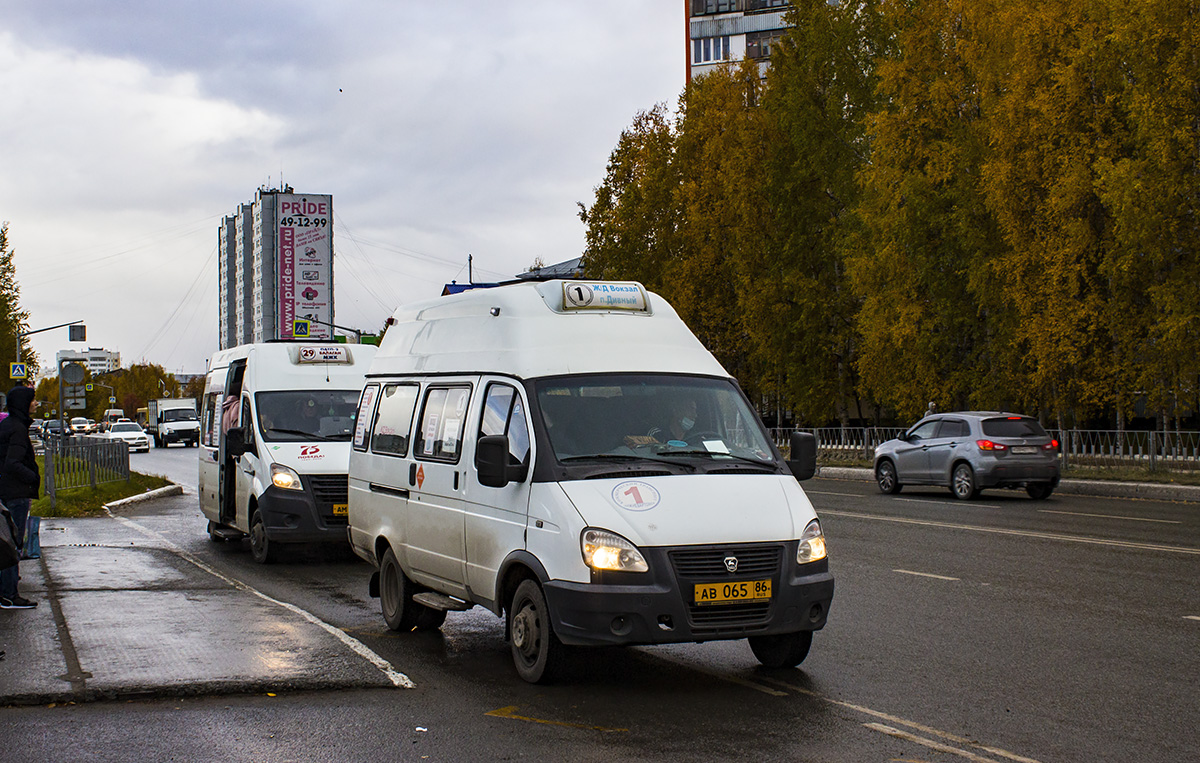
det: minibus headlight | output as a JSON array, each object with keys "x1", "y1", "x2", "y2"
[
  {"x1": 271, "y1": 464, "x2": 304, "y2": 491},
  {"x1": 797, "y1": 519, "x2": 827, "y2": 564},
  {"x1": 581, "y1": 528, "x2": 649, "y2": 573}
]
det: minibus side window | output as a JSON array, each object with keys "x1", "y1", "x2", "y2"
[
  {"x1": 479, "y1": 383, "x2": 530, "y2": 466},
  {"x1": 372, "y1": 383, "x2": 420, "y2": 457},
  {"x1": 353, "y1": 384, "x2": 380, "y2": 451},
  {"x1": 414, "y1": 385, "x2": 471, "y2": 463},
  {"x1": 201, "y1": 390, "x2": 222, "y2": 447}
]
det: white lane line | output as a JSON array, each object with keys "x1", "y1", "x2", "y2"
[
  {"x1": 864, "y1": 723, "x2": 1007, "y2": 763},
  {"x1": 1185, "y1": 616, "x2": 1200, "y2": 622},
  {"x1": 759, "y1": 676, "x2": 1043, "y2": 763},
  {"x1": 821, "y1": 509, "x2": 1200, "y2": 556},
  {"x1": 897, "y1": 497, "x2": 1002, "y2": 509},
  {"x1": 104, "y1": 508, "x2": 414, "y2": 689},
  {"x1": 894, "y1": 569, "x2": 960, "y2": 581},
  {"x1": 1039, "y1": 509, "x2": 1181, "y2": 524}
]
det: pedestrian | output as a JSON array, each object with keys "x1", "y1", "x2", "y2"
[
  {"x1": 925, "y1": 401, "x2": 938, "y2": 418},
  {"x1": 0, "y1": 384, "x2": 41, "y2": 609}
]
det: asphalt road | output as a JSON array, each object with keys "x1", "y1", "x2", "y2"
[{"x1": 4, "y1": 445, "x2": 1197, "y2": 762}]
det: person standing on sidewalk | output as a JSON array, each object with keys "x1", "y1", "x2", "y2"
[{"x1": 0, "y1": 384, "x2": 40, "y2": 609}]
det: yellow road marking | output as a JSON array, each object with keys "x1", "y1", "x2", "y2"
[{"x1": 485, "y1": 706, "x2": 627, "y2": 733}]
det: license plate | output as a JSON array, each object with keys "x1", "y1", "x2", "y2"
[
  {"x1": 332, "y1": 503, "x2": 348, "y2": 516},
  {"x1": 1011, "y1": 446, "x2": 1037, "y2": 455},
  {"x1": 694, "y1": 578, "x2": 772, "y2": 606}
]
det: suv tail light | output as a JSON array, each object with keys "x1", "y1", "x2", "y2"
[
  {"x1": 976, "y1": 439, "x2": 1007, "y2": 451},
  {"x1": 1042, "y1": 439, "x2": 1059, "y2": 451}
]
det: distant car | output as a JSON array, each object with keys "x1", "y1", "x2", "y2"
[
  {"x1": 873, "y1": 412, "x2": 1060, "y2": 500},
  {"x1": 70, "y1": 416, "x2": 90, "y2": 434},
  {"x1": 43, "y1": 419, "x2": 67, "y2": 439},
  {"x1": 87, "y1": 419, "x2": 98, "y2": 433},
  {"x1": 103, "y1": 422, "x2": 150, "y2": 453}
]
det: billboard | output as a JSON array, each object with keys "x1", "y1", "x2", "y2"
[{"x1": 276, "y1": 193, "x2": 333, "y2": 340}]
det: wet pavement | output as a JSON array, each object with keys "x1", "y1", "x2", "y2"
[{"x1": 0, "y1": 498, "x2": 404, "y2": 706}]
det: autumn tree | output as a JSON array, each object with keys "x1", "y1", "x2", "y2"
[{"x1": 0, "y1": 223, "x2": 37, "y2": 376}]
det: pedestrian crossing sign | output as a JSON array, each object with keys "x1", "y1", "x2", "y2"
[
  {"x1": 293, "y1": 319, "x2": 311, "y2": 338},
  {"x1": 86, "y1": 383, "x2": 94, "y2": 391},
  {"x1": 9, "y1": 362, "x2": 26, "y2": 380}
]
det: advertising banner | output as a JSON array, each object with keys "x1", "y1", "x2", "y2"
[{"x1": 276, "y1": 193, "x2": 333, "y2": 340}]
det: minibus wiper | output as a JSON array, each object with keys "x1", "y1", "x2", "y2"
[
  {"x1": 265, "y1": 427, "x2": 331, "y2": 440},
  {"x1": 559, "y1": 453, "x2": 690, "y2": 468},
  {"x1": 656, "y1": 450, "x2": 777, "y2": 468}
]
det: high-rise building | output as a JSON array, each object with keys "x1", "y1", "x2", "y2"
[
  {"x1": 218, "y1": 187, "x2": 335, "y2": 349},
  {"x1": 57, "y1": 347, "x2": 121, "y2": 374},
  {"x1": 686, "y1": 0, "x2": 791, "y2": 82}
]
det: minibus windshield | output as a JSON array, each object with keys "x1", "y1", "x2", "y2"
[
  {"x1": 255, "y1": 390, "x2": 361, "y2": 442},
  {"x1": 535, "y1": 374, "x2": 777, "y2": 466}
]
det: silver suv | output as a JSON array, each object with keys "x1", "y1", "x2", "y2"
[{"x1": 874, "y1": 412, "x2": 1060, "y2": 500}]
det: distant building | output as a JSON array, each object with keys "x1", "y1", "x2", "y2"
[
  {"x1": 686, "y1": 0, "x2": 791, "y2": 82},
  {"x1": 57, "y1": 347, "x2": 121, "y2": 375},
  {"x1": 218, "y1": 186, "x2": 335, "y2": 349}
]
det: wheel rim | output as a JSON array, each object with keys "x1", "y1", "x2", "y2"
[
  {"x1": 954, "y1": 467, "x2": 972, "y2": 497},
  {"x1": 878, "y1": 463, "x2": 895, "y2": 492},
  {"x1": 381, "y1": 561, "x2": 399, "y2": 620},
  {"x1": 511, "y1": 598, "x2": 542, "y2": 666}
]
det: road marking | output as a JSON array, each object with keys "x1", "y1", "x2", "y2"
[
  {"x1": 1185, "y1": 616, "x2": 1200, "y2": 622},
  {"x1": 864, "y1": 723, "x2": 1009, "y2": 763},
  {"x1": 896, "y1": 497, "x2": 1003, "y2": 509},
  {"x1": 821, "y1": 510, "x2": 1200, "y2": 556},
  {"x1": 646, "y1": 653, "x2": 788, "y2": 696},
  {"x1": 485, "y1": 705, "x2": 627, "y2": 732},
  {"x1": 894, "y1": 569, "x2": 960, "y2": 581},
  {"x1": 1039, "y1": 509, "x2": 1180, "y2": 524},
  {"x1": 103, "y1": 508, "x2": 415, "y2": 689},
  {"x1": 759, "y1": 676, "x2": 1042, "y2": 763}
]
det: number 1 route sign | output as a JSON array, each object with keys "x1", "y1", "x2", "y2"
[{"x1": 9, "y1": 362, "x2": 27, "y2": 380}]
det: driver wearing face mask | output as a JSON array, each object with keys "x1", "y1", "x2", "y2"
[{"x1": 646, "y1": 397, "x2": 699, "y2": 444}]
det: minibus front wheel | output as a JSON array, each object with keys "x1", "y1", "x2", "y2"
[
  {"x1": 509, "y1": 579, "x2": 569, "y2": 684},
  {"x1": 748, "y1": 630, "x2": 813, "y2": 669}
]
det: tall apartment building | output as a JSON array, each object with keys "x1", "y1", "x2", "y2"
[
  {"x1": 57, "y1": 347, "x2": 121, "y2": 375},
  {"x1": 218, "y1": 186, "x2": 335, "y2": 349},
  {"x1": 686, "y1": 0, "x2": 791, "y2": 81}
]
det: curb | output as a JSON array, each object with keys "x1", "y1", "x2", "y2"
[
  {"x1": 815, "y1": 466, "x2": 1200, "y2": 503},
  {"x1": 102, "y1": 484, "x2": 184, "y2": 510}
]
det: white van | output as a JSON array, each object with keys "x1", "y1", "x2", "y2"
[
  {"x1": 200, "y1": 342, "x2": 377, "y2": 563},
  {"x1": 348, "y1": 280, "x2": 832, "y2": 682}
]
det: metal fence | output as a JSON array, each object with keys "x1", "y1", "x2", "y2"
[
  {"x1": 770, "y1": 427, "x2": 1200, "y2": 472},
  {"x1": 42, "y1": 435, "x2": 131, "y2": 508}
]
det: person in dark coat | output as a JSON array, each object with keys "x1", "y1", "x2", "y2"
[{"x1": 0, "y1": 384, "x2": 40, "y2": 609}]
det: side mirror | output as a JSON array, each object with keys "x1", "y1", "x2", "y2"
[
  {"x1": 787, "y1": 431, "x2": 817, "y2": 481},
  {"x1": 476, "y1": 434, "x2": 526, "y2": 488},
  {"x1": 226, "y1": 427, "x2": 247, "y2": 458}
]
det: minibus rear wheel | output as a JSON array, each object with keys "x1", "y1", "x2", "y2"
[
  {"x1": 748, "y1": 630, "x2": 813, "y2": 669},
  {"x1": 380, "y1": 548, "x2": 436, "y2": 631}
]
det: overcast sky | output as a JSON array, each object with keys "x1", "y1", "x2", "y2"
[{"x1": 1, "y1": 1, "x2": 685, "y2": 376}]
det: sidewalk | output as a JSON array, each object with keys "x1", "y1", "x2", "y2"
[
  {"x1": 0, "y1": 492, "x2": 399, "y2": 706},
  {"x1": 817, "y1": 466, "x2": 1200, "y2": 503}
]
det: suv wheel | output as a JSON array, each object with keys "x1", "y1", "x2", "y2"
[
  {"x1": 951, "y1": 463, "x2": 979, "y2": 500},
  {"x1": 875, "y1": 460, "x2": 902, "y2": 494}
]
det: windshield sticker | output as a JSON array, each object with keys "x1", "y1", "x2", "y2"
[
  {"x1": 702, "y1": 439, "x2": 730, "y2": 454},
  {"x1": 612, "y1": 481, "x2": 661, "y2": 511}
]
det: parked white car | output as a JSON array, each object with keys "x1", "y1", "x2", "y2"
[{"x1": 104, "y1": 422, "x2": 151, "y2": 453}]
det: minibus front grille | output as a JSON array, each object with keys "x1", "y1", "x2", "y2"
[
  {"x1": 688, "y1": 601, "x2": 772, "y2": 633},
  {"x1": 669, "y1": 545, "x2": 782, "y2": 578},
  {"x1": 307, "y1": 474, "x2": 349, "y2": 524}
]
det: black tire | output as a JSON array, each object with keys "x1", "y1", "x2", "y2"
[
  {"x1": 875, "y1": 459, "x2": 902, "y2": 495},
  {"x1": 1026, "y1": 483, "x2": 1054, "y2": 500},
  {"x1": 951, "y1": 463, "x2": 980, "y2": 500},
  {"x1": 379, "y1": 548, "x2": 436, "y2": 631},
  {"x1": 749, "y1": 630, "x2": 814, "y2": 669},
  {"x1": 248, "y1": 508, "x2": 280, "y2": 564},
  {"x1": 509, "y1": 579, "x2": 568, "y2": 684}
]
